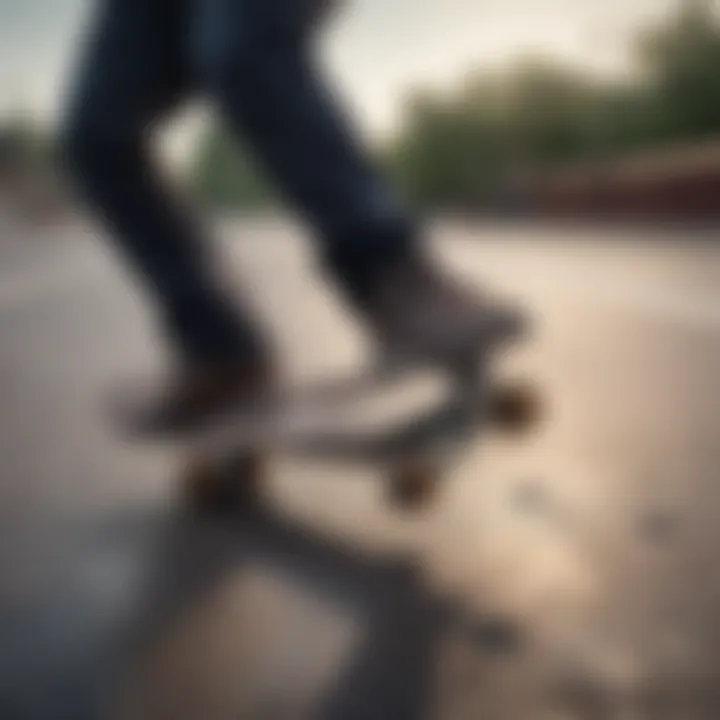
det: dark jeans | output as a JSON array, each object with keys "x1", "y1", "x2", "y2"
[{"x1": 63, "y1": 0, "x2": 414, "y2": 363}]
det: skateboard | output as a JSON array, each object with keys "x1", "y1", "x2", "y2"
[{"x1": 179, "y1": 328, "x2": 541, "y2": 514}]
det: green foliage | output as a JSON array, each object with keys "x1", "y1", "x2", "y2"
[
  {"x1": 192, "y1": 125, "x2": 276, "y2": 209},
  {"x1": 386, "y1": 0, "x2": 720, "y2": 206},
  {"x1": 0, "y1": 113, "x2": 59, "y2": 183},
  {"x1": 637, "y1": 0, "x2": 720, "y2": 139},
  {"x1": 388, "y1": 101, "x2": 505, "y2": 207},
  {"x1": 188, "y1": 1, "x2": 720, "y2": 210},
  {"x1": 0, "y1": 116, "x2": 39, "y2": 165}
]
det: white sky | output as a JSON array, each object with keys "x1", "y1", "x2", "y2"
[{"x1": 0, "y1": 0, "x2": 686, "y2": 143}]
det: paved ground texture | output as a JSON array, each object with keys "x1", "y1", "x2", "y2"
[{"x1": 1, "y1": 215, "x2": 719, "y2": 720}]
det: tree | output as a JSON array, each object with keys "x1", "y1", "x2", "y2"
[
  {"x1": 385, "y1": 0, "x2": 720, "y2": 208},
  {"x1": 635, "y1": 0, "x2": 720, "y2": 139}
]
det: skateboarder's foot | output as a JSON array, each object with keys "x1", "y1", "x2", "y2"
[
  {"x1": 114, "y1": 354, "x2": 276, "y2": 438},
  {"x1": 363, "y1": 251, "x2": 526, "y2": 365}
]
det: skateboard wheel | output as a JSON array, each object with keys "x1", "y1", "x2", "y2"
[
  {"x1": 181, "y1": 452, "x2": 265, "y2": 514},
  {"x1": 490, "y1": 383, "x2": 541, "y2": 432},
  {"x1": 388, "y1": 463, "x2": 439, "y2": 511}
]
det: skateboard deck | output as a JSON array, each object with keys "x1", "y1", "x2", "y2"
[
  {"x1": 180, "y1": 338, "x2": 540, "y2": 512},
  {"x1": 187, "y1": 361, "x2": 529, "y2": 464}
]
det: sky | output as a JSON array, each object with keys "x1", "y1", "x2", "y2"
[{"x1": 0, "y1": 0, "x2": 684, "y2": 139}]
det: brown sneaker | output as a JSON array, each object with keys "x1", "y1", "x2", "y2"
[
  {"x1": 364, "y1": 251, "x2": 526, "y2": 365},
  {"x1": 114, "y1": 355, "x2": 276, "y2": 438}
]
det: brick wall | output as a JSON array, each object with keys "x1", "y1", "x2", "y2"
[{"x1": 529, "y1": 138, "x2": 720, "y2": 221}]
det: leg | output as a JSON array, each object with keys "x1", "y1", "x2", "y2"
[
  {"x1": 193, "y1": 0, "x2": 414, "y2": 308},
  {"x1": 193, "y1": 0, "x2": 523, "y2": 363},
  {"x1": 62, "y1": 0, "x2": 265, "y2": 365}
]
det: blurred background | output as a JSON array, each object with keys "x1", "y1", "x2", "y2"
[
  {"x1": 1, "y1": 1, "x2": 720, "y2": 719},
  {"x1": 2, "y1": 0, "x2": 720, "y2": 220}
]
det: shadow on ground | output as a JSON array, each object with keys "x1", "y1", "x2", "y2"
[{"x1": 93, "y1": 499, "x2": 523, "y2": 720}]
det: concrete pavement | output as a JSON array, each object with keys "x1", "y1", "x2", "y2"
[{"x1": 1, "y1": 216, "x2": 719, "y2": 719}]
